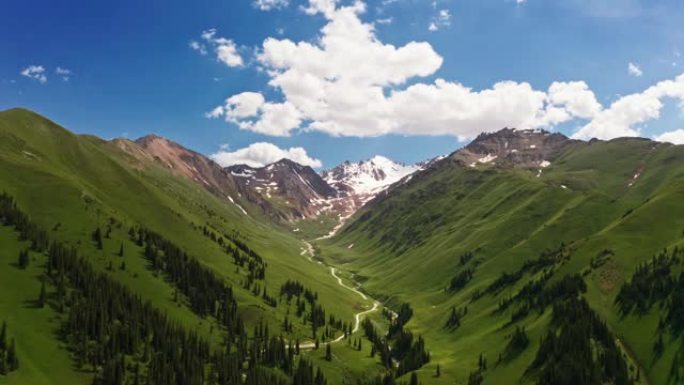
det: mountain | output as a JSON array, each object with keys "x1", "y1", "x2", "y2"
[
  {"x1": 5, "y1": 109, "x2": 683, "y2": 385},
  {"x1": 322, "y1": 155, "x2": 421, "y2": 196},
  {"x1": 450, "y1": 128, "x2": 576, "y2": 169},
  {"x1": 226, "y1": 159, "x2": 338, "y2": 220},
  {"x1": 320, "y1": 156, "x2": 422, "y2": 217},
  {"x1": 0, "y1": 108, "x2": 367, "y2": 385},
  {"x1": 115, "y1": 135, "x2": 414, "y2": 224},
  {"x1": 321, "y1": 127, "x2": 684, "y2": 385}
]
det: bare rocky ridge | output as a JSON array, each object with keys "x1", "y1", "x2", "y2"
[
  {"x1": 113, "y1": 135, "x2": 281, "y2": 220},
  {"x1": 450, "y1": 128, "x2": 575, "y2": 169},
  {"x1": 226, "y1": 159, "x2": 339, "y2": 220}
]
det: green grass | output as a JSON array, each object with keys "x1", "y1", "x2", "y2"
[
  {"x1": 0, "y1": 228, "x2": 91, "y2": 385},
  {"x1": 0, "y1": 108, "x2": 365, "y2": 384},
  {"x1": 319, "y1": 137, "x2": 684, "y2": 385},
  {"x1": 4, "y1": 107, "x2": 684, "y2": 384}
]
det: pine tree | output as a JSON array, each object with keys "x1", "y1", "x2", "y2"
[
  {"x1": 118, "y1": 242, "x2": 124, "y2": 257},
  {"x1": 436, "y1": 364, "x2": 441, "y2": 377},
  {"x1": 0, "y1": 321, "x2": 6, "y2": 350},
  {"x1": 38, "y1": 281, "x2": 46, "y2": 308},
  {"x1": 7, "y1": 338, "x2": 18, "y2": 371},
  {"x1": 325, "y1": 343, "x2": 332, "y2": 361},
  {"x1": 18, "y1": 249, "x2": 29, "y2": 269},
  {"x1": 92, "y1": 227, "x2": 103, "y2": 250},
  {"x1": 410, "y1": 372, "x2": 419, "y2": 385}
]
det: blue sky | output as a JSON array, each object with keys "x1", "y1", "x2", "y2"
[{"x1": 2, "y1": 0, "x2": 684, "y2": 169}]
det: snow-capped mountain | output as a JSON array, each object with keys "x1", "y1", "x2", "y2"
[{"x1": 321, "y1": 155, "x2": 421, "y2": 197}]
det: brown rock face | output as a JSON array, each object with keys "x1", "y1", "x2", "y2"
[
  {"x1": 226, "y1": 159, "x2": 338, "y2": 220},
  {"x1": 451, "y1": 128, "x2": 576, "y2": 169}
]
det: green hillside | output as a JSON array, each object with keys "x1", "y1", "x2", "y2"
[
  {"x1": 3, "y1": 108, "x2": 684, "y2": 385},
  {"x1": 321, "y1": 137, "x2": 684, "y2": 385},
  {"x1": 0, "y1": 108, "x2": 383, "y2": 385}
]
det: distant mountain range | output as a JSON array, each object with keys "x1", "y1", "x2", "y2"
[{"x1": 114, "y1": 132, "x2": 428, "y2": 224}]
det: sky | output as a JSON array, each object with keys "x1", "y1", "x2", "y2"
[{"x1": 2, "y1": 0, "x2": 684, "y2": 169}]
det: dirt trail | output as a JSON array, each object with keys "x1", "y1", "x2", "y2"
[{"x1": 298, "y1": 241, "x2": 380, "y2": 349}]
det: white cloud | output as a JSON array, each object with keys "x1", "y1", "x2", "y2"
[
  {"x1": 210, "y1": 142, "x2": 322, "y2": 168},
  {"x1": 376, "y1": 17, "x2": 393, "y2": 25},
  {"x1": 55, "y1": 67, "x2": 72, "y2": 81},
  {"x1": 547, "y1": 81, "x2": 602, "y2": 119},
  {"x1": 207, "y1": 92, "x2": 302, "y2": 136},
  {"x1": 573, "y1": 74, "x2": 684, "y2": 140},
  {"x1": 429, "y1": 9, "x2": 451, "y2": 31},
  {"x1": 21, "y1": 65, "x2": 47, "y2": 83},
  {"x1": 655, "y1": 129, "x2": 684, "y2": 145},
  {"x1": 254, "y1": 0, "x2": 288, "y2": 10},
  {"x1": 195, "y1": 29, "x2": 243, "y2": 67},
  {"x1": 189, "y1": 40, "x2": 207, "y2": 55},
  {"x1": 628, "y1": 62, "x2": 643, "y2": 77},
  {"x1": 209, "y1": 0, "x2": 684, "y2": 143}
]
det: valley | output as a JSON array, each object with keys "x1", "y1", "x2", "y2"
[{"x1": 1, "y1": 108, "x2": 684, "y2": 385}]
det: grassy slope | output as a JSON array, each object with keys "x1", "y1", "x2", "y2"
[
  {"x1": 321, "y1": 138, "x2": 684, "y2": 385},
  {"x1": 0, "y1": 109, "x2": 369, "y2": 384}
]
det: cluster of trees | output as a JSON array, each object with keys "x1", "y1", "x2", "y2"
[
  {"x1": 133, "y1": 227, "x2": 243, "y2": 333},
  {"x1": 444, "y1": 306, "x2": 468, "y2": 330},
  {"x1": 615, "y1": 249, "x2": 681, "y2": 316},
  {"x1": 361, "y1": 303, "x2": 430, "y2": 378},
  {"x1": 447, "y1": 268, "x2": 474, "y2": 292},
  {"x1": 527, "y1": 296, "x2": 632, "y2": 385},
  {"x1": 198, "y1": 225, "x2": 267, "y2": 283},
  {"x1": 478, "y1": 243, "x2": 572, "y2": 300},
  {"x1": 497, "y1": 274, "x2": 586, "y2": 325},
  {"x1": 279, "y1": 280, "x2": 349, "y2": 340},
  {"x1": 0, "y1": 322, "x2": 19, "y2": 375},
  {"x1": 503, "y1": 326, "x2": 529, "y2": 359},
  {"x1": 0, "y1": 192, "x2": 330, "y2": 385},
  {"x1": 615, "y1": 247, "x2": 684, "y2": 378}
]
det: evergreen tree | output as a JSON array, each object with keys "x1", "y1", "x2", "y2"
[
  {"x1": 118, "y1": 242, "x2": 124, "y2": 257},
  {"x1": 325, "y1": 343, "x2": 332, "y2": 361},
  {"x1": 409, "y1": 372, "x2": 419, "y2": 385},
  {"x1": 92, "y1": 227, "x2": 103, "y2": 250},
  {"x1": 38, "y1": 281, "x2": 46, "y2": 308},
  {"x1": 0, "y1": 321, "x2": 6, "y2": 350},
  {"x1": 17, "y1": 249, "x2": 29, "y2": 269},
  {"x1": 6, "y1": 338, "x2": 18, "y2": 371}
]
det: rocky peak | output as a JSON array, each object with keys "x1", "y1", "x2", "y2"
[{"x1": 452, "y1": 128, "x2": 574, "y2": 169}]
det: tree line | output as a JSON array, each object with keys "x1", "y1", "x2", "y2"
[{"x1": 0, "y1": 192, "x2": 330, "y2": 385}]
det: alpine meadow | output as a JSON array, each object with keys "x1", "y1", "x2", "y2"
[{"x1": 3, "y1": 0, "x2": 684, "y2": 384}]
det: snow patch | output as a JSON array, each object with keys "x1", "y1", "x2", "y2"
[{"x1": 478, "y1": 154, "x2": 498, "y2": 164}]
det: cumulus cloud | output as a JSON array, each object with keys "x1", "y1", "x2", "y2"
[
  {"x1": 21, "y1": 65, "x2": 47, "y2": 83},
  {"x1": 194, "y1": 29, "x2": 243, "y2": 67},
  {"x1": 208, "y1": 0, "x2": 684, "y2": 142},
  {"x1": 655, "y1": 129, "x2": 684, "y2": 145},
  {"x1": 628, "y1": 62, "x2": 643, "y2": 77},
  {"x1": 572, "y1": 74, "x2": 684, "y2": 140},
  {"x1": 210, "y1": 142, "x2": 322, "y2": 168},
  {"x1": 55, "y1": 67, "x2": 72, "y2": 81},
  {"x1": 254, "y1": 0, "x2": 288, "y2": 10}
]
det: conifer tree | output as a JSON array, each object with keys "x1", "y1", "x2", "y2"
[
  {"x1": 325, "y1": 343, "x2": 332, "y2": 361},
  {"x1": 17, "y1": 249, "x2": 29, "y2": 269},
  {"x1": 38, "y1": 281, "x2": 46, "y2": 308},
  {"x1": 410, "y1": 372, "x2": 419, "y2": 385}
]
